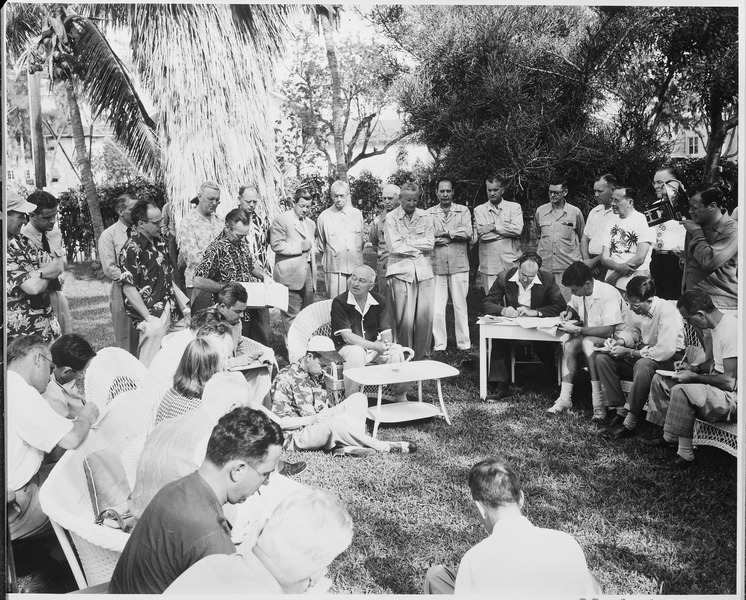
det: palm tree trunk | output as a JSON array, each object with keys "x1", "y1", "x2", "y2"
[
  {"x1": 319, "y1": 11, "x2": 347, "y2": 181},
  {"x1": 65, "y1": 79, "x2": 104, "y2": 241}
]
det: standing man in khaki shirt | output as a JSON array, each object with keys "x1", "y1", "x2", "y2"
[
  {"x1": 580, "y1": 173, "x2": 616, "y2": 280},
  {"x1": 316, "y1": 180, "x2": 365, "y2": 298},
  {"x1": 427, "y1": 179, "x2": 473, "y2": 353},
  {"x1": 533, "y1": 176, "x2": 585, "y2": 301},
  {"x1": 473, "y1": 176, "x2": 524, "y2": 293},
  {"x1": 98, "y1": 193, "x2": 139, "y2": 354},
  {"x1": 385, "y1": 182, "x2": 436, "y2": 360}
]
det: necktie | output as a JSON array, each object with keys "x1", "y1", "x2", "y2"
[
  {"x1": 41, "y1": 231, "x2": 51, "y2": 254},
  {"x1": 126, "y1": 226, "x2": 132, "y2": 238}
]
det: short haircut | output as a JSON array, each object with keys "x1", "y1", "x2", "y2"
[
  {"x1": 294, "y1": 187, "x2": 312, "y2": 202},
  {"x1": 7, "y1": 334, "x2": 48, "y2": 364},
  {"x1": 518, "y1": 251, "x2": 542, "y2": 270},
  {"x1": 189, "y1": 307, "x2": 226, "y2": 332},
  {"x1": 238, "y1": 185, "x2": 258, "y2": 198},
  {"x1": 27, "y1": 190, "x2": 59, "y2": 213},
  {"x1": 436, "y1": 178, "x2": 453, "y2": 190},
  {"x1": 689, "y1": 185, "x2": 724, "y2": 208},
  {"x1": 562, "y1": 261, "x2": 593, "y2": 288},
  {"x1": 625, "y1": 275, "x2": 656, "y2": 301},
  {"x1": 50, "y1": 334, "x2": 96, "y2": 372},
  {"x1": 382, "y1": 184, "x2": 401, "y2": 197},
  {"x1": 225, "y1": 208, "x2": 251, "y2": 228},
  {"x1": 330, "y1": 180, "x2": 349, "y2": 195},
  {"x1": 486, "y1": 175, "x2": 508, "y2": 187},
  {"x1": 352, "y1": 264, "x2": 376, "y2": 281},
  {"x1": 130, "y1": 200, "x2": 157, "y2": 227},
  {"x1": 657, "y1": 165, "x2": 680, "y2": 180},
  {"x1": 257, "y1": 489, "x2": 353, "y2": 573},
  {"x1": 614, "y1": 186, "x2": 638, "y2": 203},
  {"x1": 172, "y1": 338, "x2": 224, "y2": 398},
  {"x1": 596, "y1": 173, "x2": 617, "y2": 188},
  {"x1": 468, "y1": 458, "x2": 523, "y2": 510},
  {"x1": 195, "y1": 320, "x2": 234, "y2": 340},
  {"x1": 205, "y1": 406, "x2": 284, "y2": 468},
  {"x1": 217, "y1": 282, "x2": 248, "y2": 308},
  {"x1": 115, "y1": 193, "x2": 137, "y2": 214},
  {"x1": 200, "y1": 181, "x2": 220, "y2": 193},
  {"x1": 677, "y1": 290, "x2": 715, "y2": 315},
  {"x1": 400, "y1": 181, "x2": 420, "y2": 194},
  {"x1": 548, "y1": 175, "x2": 567, "y2": 189}
]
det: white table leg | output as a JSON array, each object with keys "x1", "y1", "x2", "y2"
[
  {"x1": 436, "y1": 378, "x2": 451, "y2": 425},
  {"x1": 418, "y1": 380, "x2": 423, "y2": 402},
  {"x1": 372, "y1": 385, "x2": 383, "y2": 439},
  {"x1": 480, "y1": 325, "x2": 487, "y2": 399}
]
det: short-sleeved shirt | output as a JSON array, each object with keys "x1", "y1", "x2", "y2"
[
  {"x1": 331, "y1": 291, "x2": 391, "y2": 349},
  {"x1": 711, "y1": 313, "x2": 738, "y2": 375},
  {"x1": 271, "y1": 362, "x2": 330, "y2": 447},
  {"x1": 165, "y1": 552, "x2": 282, "y2": 595},
  {"x1": 384, "y1": 207, "x2": 435, "y2": 283},
  {"x1": 110, "y1": 471, "x2": 235, "y2": 594},
  {"x1": 316, "y1": 204, "x2": 365, "y2": 274},
  {"x1": 194, "y1": 230, "x2": 257, "y2": 283},
  {"x1": 602, "y1": 210, "x2": 655, "y2": 272},
  {"x1": 426, "y1": 203, "x2": 473, "y2": 275},
  {"x1": 178, "y1": 210, "x2": 224, "y2": 287},
  {"x1": 7, "y1": 370, "x2": 73, "y2": 491},
  {"x1": 472, "y1": 200, "x2": 524, "y2": 274},
  {"x1": 118, "y1": 232, "x2": 182, "y2": 325},
  {"x1": 6, "y1": 234, "x2": 61, "y2": 343},
  {"x1": 567, "y1": 279, "x2": 626, "y2": 328},
  {"x1": 583, "y1": 204, "x2": 615, "y2": 256},
  {"x1": 533, "y1": 202, "x2": 585, "y2": 273},
  {"x1": 98, "y1": 221, "x2": 130, "y2": 282}
]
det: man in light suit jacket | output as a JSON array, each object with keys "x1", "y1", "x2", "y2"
[
  {"x1": 270, "y1": 188, "x2": 317, "y2": 352},
  {"x1": 482, "y1": 252, "x2": 566, "y2": 400}
]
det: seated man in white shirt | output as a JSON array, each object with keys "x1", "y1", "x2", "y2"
[
  {"x1": 42, "y1": 334, "x2": 96, "y2": 419},
  {"x1": 424, "y1": 458, "x2": 600, "y2": 595},
  {"x1": 7, "y1": 334, "x2": 100, "y2": 540},
  {"x1": 594, "y1": 276, "x2": 685, "y2": 439},
  {"x1": 165, "y1": 488, "x2": 353, "y2": 595},
  {"x1": 330, "y1": 265, "x2": 409, "y2": 400},
  {"x1": 548, "y1": 262, "x2": 626, "y2": 420}
]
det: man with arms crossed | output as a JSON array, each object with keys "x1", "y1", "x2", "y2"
[{"x1": 580, "y1": 173, "x2": 616, "y2": 279}]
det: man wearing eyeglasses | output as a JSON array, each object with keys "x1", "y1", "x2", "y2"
[
  {"x1": 594, "y1": 276, "x2": 685, "y2": 439},
  {"x1": 178, "y1": 181, "x2": 225, "y2": 301},
  {"x1": 7, "y1": 334, "x2": 100, "y2": 541},
  {"x1": 192, "y1": 208, "x2": 271, "y2": 342},
  {"x1": 42, "y1": 334, "x2": 97, "y2": 419},
  {"x1": 533, "y1": 176, "x2": 585, "y2": 301},
  {"x1": 119, "y1": 200, "x2": 190, "y2": 367}
]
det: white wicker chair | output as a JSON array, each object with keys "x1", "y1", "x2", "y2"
[
  {"x1": 286, "y1": 299, "x2": 414, "y2": 400},
  {"x1": 85, "y1": 347, "x2": 148, "y2": 406},
  {"x1": 38, "y1": 431, "x2": 130, "y2": 589},
  {"x1": 94, "y1": 386, "x2": 160, "y2": 453}
]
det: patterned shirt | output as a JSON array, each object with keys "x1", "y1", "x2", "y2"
[
  {"x1": 316, "y1": 204, "x2": 365, "y2": 275},
  {"x1": 427, "y1": 203, "x2": 473, "y2": 275},
  {"x1": 178, "y1": 209, "x2": 224, "y2": 287},
  {"x1": 533, "y1": 202, "x2": 585, "y2": 273},
  {"x1": 194, "y1": 230, "x2": 257, "y2": 283},
  {"x1": 384, "y1": 206, "x2": 435, "y2": 283},
  {"x1": 155, "y1": 387, "x2": 202, "y2": 425},
  {"x1": 602, "y1": 210, "x2": 655, "y2": 273},
  {"x1": 271, "y1": 361, "x2": 331, "y2": 446},
  {"x1": 6, "y1": 234, "x2": 61, "y2": 343},
  {"x1": 118, "y1": 232, "x2": 181, "y2": 325},
  {"x1": 472, "y1": 200, "x2": 524, "y2": 274}
]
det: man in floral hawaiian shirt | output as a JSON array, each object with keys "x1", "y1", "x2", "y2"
[
  {"x1": 6, "y1": 190, "x2": 62, "y2": 344},
  {"x1": 119, "y1": 200, "x2": 190, "y2": 367}
]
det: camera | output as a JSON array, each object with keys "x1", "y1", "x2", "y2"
[{"x1": 644, "y1": 179, "x2": 686, "y2": 226}]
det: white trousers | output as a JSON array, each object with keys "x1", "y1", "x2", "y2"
[{"x1": 433, "y1": 272, "x2": 470, "y2": 351}]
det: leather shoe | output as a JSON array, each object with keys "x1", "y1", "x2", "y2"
[
  {"x1": 638, "y1": 436, "x2": 676, "y2": 448},
  {"x1": 658, "y1": 456, "x2": 696, "y2": 471},
  {"x1": 278, "y1": 460, "x2": 307, "y2": 476},
  {"x1": 390, "y1": 439, "x2": 417, "y2": 454},
  {"x1": 602, "y1": 425, "x2": 637, "y2": 439},
  {"x1": 486, "y1": 389, "x2": 513, "y2": 402}
]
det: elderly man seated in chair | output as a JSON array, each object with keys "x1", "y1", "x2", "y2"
[
  {"x1": 331, "y1": 264, "x2": 410, "y2": 402},
  {"x1": 271, "y1": 336, "x2": 416, "y2": 457}
]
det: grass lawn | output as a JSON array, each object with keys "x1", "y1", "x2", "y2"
[{"x1": 63, "y1": 260, "x2": 737, "y2": 595}]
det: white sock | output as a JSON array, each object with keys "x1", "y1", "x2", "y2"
[
  {"x1": 591, "y1": 381, "x2": 604, "y2": 412},
  {"x1": 623, "y1": 413, "x2": 638, "y2": 430},
  {"x1": 616, "y1": 407, "x2": 628, "y2": 417},
  {"x1": 558, "y1": 382, "x2": 573, "y2": 402},
  {"x1": 677, "y1": 437, "x2": 695, "y2": 461}
]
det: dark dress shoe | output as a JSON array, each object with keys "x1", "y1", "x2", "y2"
[
  {"x1": 638, "y1": 436, "x2": 676, "y2": 448},
  {"x1": 278, "y1": 460, "x2": 307, "y2": 476},
  {"x1": 486, "y1": 389, "x2": 513, "y2": 402},
  {"x1": 602, "y1": 425, "x2": 636, "y2": 439},
  {"x1": 658, "y1": 456, "x2": 696, "y2": 471}
]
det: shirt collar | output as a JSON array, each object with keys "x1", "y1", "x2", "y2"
[
  {"x1": 487, "y1": 201, "x2": 504, "y2": 213},
  {"x1": 346, "y1": 291, "x2": 379, "y2": 315},
  {"x1": 509, "y1": 270, "x2": 542, "y2": 287}
]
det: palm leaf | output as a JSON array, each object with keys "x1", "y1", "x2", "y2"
[
  {"x1": 67, "y1": 16, "x2": 161, "y2": 178},
  {"x1": 5, "y1": 2, "x2": 44, "y2": 58}
]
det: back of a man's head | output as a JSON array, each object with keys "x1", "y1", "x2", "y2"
[
  {"x1": 8, "y1": 334, "x2": 48, "y2": 366},
  {"x1": 254, "y1": 488, "x2": 353, "y2": 593},
  {"x1": 205, "y1": 407, "x2": 283, "y2": 469},
  {"x1": 50, "y1": 334, "x2": 96, "y2": 372},
  {"x1": 469, "y1": 458, "x2": 523, "y2": 511}
]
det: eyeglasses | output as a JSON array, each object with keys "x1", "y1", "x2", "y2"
[
  {"x1": 38, "y1": 353, "x2": 55, "y2": 374},
  {"x1": 247, "y1": 462, "x2": 272, "y2": 484},
  {"x1": 548, "y1": 190, "x2": 565, "y2": 196}
]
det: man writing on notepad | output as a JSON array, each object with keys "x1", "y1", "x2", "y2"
[{"x1": 482, "y1": 252, "x2": 566, "y2": 401}]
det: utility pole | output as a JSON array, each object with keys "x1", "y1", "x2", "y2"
[{"x1": 28, "y1": 70, "x2": 46, "y2": 188}]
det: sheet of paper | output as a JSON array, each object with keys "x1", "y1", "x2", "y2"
[
  {"x1": 230, "y1": 360, "x2": 269, "y2": 372},
  {"x1": 240, "y1": 281, "x2": 289, "y2": 311},
  {"x1": 514, "y1": 316, "x2": 563, "y2": 329},
  {"x1": 477, "y1": 315, "x2": 516, "y2": 325},
  {"x1": 656, "y1": 369, "x2": 677, "y2": 377}
]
